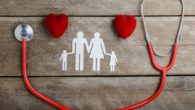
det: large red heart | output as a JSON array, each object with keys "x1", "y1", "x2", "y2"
[
  {"x1": 45, "y1": 14, "x2": 68, "y2": 38},
  {"x1": 113, "y1": 15, "x2": 137, "y2": 39}
]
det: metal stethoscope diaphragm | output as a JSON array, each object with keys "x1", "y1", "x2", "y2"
[{"x1": 14, "y1": 23, "x2": 33, "y2": 41}]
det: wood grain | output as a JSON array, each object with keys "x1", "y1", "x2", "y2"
[
  {"x1": 0, "y1": 17, "x2": 195, "y2": 76},
  {"x1": 1, "y1": 45, "x2": 195, "y2": 76},
  {"x1": 0, "y1": 0, "x2": 195, "y2": 109},
  {"x1": 0, "y1": 77, "x2": 194, "y2": 110},
  {"x1": 1, "y1": 17, "x2": 195, "y2": 45},
  {"x1": 0, "y1": 0, "x2": 194, "y2": 16}
]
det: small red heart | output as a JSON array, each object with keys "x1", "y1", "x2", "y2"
[
  {"x1": 113, "y1": 15, "x2": 137, "y2": 39},
  {"x1": 45, "y1": 14, "x2": 68, "y2": 38}
]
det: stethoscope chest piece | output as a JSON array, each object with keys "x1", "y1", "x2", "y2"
[{"x1": 15, "y1": 23, "x2": 33, "y2": 41}]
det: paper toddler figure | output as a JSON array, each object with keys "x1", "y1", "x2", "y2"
[
  {"x1": 60, "y1": 50, "x2": 72, "y2": 71},
  {"x1": 106, "y1": 51, "x2": 118, "y2": 72}
]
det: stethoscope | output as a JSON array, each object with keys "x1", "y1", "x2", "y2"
[{"x1": 14, "y1": 0, "x2": 184, "y2": 110}]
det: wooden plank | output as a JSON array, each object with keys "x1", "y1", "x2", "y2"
[
  {"x1": 1, "y1": 17, "x2": 195, "y2": 45},
  {"x1": 0, "y1": 17, "x2": 195, "y2": 76},
  {"x1": 0, "y1": 0, "x2": 195, "y2": 16},
  {"x1": 0, "y1": 77, "x2": 194, "y2": 110},
  {"x1": 1, "y1": 45, "x2": 195, "y2": 76}
]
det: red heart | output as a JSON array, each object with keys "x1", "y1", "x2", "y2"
[
  {"x1": 45, "y1": 14, "x2": 68, "y2": 38},
  {"x1": 113, "y1": 15, "x2": 137, "y2": 39}
]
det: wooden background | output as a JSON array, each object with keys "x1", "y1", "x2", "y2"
[{"x1": 0, "y1": 0, "x2": 195, "y2": 110}]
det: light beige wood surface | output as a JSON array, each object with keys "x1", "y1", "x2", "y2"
[
  {"x1": 0, "y1": 0, "x2": 194, "y2": 16},
  {"x1": 0, "y1": 17, "x2": 195, "y2": 76},
  {"x1": 0, "y1": 77, "x2": 194, "y2": 110},
  {"x1": 0, "y1": 0, "x2": 195, "y2": 110}
]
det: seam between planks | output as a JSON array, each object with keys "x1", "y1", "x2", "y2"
[
  {"x1": 0, "y1": 75, "x2": 195, "y2": 78},
  {"x1": 0, "y1": 15, "x2": 194, "y2": 17}
]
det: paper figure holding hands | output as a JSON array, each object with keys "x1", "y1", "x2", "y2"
[
  {"x1": 68, "y1": 31, "x2": 89, "y2": 71},
  {"x1": 59, "y1": 31, "x2": 118, "y2": 72},
  {"x1": 60, "y1": 50, "x2": 72, "y2": 71},
  {"x1": 105, "y1": 51, "x2": 118, "y2": 72},
  {"x1": 88, "y1": 32, "x2": 107, "y2": 71}
]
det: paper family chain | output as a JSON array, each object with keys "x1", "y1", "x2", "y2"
[{"x1": 59, "y1": 31, "x2": 118, "y2": 72}]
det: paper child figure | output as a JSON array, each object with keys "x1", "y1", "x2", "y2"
[
  {"x1": 106, "y1": 51, "x2": 118, "y2": 72},
  {"x1": 60, "y1": 50, "x2": 71, "y2": 71}
]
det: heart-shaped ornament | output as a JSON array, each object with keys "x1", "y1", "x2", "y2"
[
  {"x1": 45, "y1": 14, "x2": 68, "y2": 38},
  {"x1": 113, "y1": 15, "x2": 137, "y2": 39}
]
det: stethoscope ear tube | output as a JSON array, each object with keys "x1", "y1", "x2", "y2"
[
  {"x1": 116, "y1": 44, "x2": 178, "y2": 110},
  {"x1": 147, "y1": 43, "x2": 178, "y2": 72}
]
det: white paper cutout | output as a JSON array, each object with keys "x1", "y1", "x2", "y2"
[
  {"x1": 88, "y1": 32, "x2": 106, "y2": 71},
  {"x1": 106, "y1": 51, "x2": 118, "y2": 72},
  {"x1": 69, "y1": 31, "x2": 88, "y2": 71},
  {"x1": 60, "y1": 50, "x2": 72, "y2": 71},
  {"x1": 59, "y1": 31, "x2": 118, "y2": 72}
]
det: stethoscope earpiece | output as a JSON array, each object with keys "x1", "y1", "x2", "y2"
[{"x1": 14, "y1": 23, "x2": 33, "y2": 41}]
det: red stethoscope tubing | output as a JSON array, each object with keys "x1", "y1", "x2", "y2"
[
  {"x1": 22, "y1": 37, "x2": 72, "y2": 110},
  {"x1": 22, "y1": 37, "x2": 178, "y2": 110},
  {"x1": 117, "y1": 43, "x2": 178, "y2": 110}
]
